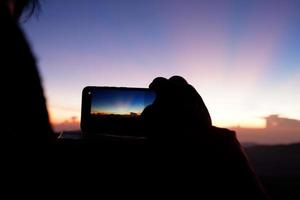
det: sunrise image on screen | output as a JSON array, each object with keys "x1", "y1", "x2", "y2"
[{"x1": 91, "y1": 89, "x2": 155, "y2": 117}]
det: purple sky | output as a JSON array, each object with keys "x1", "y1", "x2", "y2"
[{"x1": 22, "y1": 0, "x2": 300, "y2": 130}]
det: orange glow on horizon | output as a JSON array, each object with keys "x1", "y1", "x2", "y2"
[
  {"x1": 48, "y1": 103, "x2": 266, "y2": 130},
  {"x1": 48, "y1": 105, "x2": 80, "y2": 125}
]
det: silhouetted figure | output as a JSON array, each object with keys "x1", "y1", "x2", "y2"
[
  {"x1": 142, "y1": 76, "x2": 270, "y2": 199},
  {"x1": 0, "y1": 0, "x2": 53, "y2": 144},
  {"x1": 0, "y1": 1, "x2": 270, "y2": 198}
]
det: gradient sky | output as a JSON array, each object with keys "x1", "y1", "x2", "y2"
[
  {"x1": 91, "y1": 88, "x2": 155, "y2": 115},
  {"x1": 22, "y1": 0, "x2": 300, "y2": 129}
]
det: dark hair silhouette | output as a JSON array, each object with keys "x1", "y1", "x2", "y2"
[
  {"x1": 15, "y1": 0, "x2": 41, "y2": 20},
  {"x1": 1, "y1": 0, "x2": 53, "y2": 143},
  {"x1": 1, "y1": 0, "x2": 40, "y2": 20}
]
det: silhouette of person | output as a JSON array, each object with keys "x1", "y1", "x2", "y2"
[
  {"x1": 0, "y1": 0, "x2": 54, "y2": 144},
  {"x1": 141, "y1": 76, "x2": 270, "y2": 199},
  {"x1": 0, "y1": 1, "x2": 270, "y2": 198}
]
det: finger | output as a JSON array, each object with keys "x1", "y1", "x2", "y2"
[
  {"x1": 149, "y1": 77, "x2": 169, "y2": 94},
  {"x1": 169, "y1": 75, "x2": 188, "y2": 86}
]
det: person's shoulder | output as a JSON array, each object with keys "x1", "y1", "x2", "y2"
[
  {"x1": 209, "y1": 126, "x2": 238, "y2": 143},
  {"x1": 207, "y1": 126, "x2": 244, "y2": 156},
  {"x1": 211, "y1": 126, "x2": 236, "y2": 136}
]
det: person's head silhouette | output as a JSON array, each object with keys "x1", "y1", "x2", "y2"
[{"x1": 1, "y1": 0, "x2": 53, "y2": 143}]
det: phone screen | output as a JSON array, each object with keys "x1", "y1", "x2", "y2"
[
  {"x1": 81, "y1": 87, "x2": 156, "y2": 136},
  {"x1": 90, "y1": 88, "x2": 155, "y2": 117}
]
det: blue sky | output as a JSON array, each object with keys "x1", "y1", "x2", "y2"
[{"x1": 90, "y1": 88, "x2": 155, "y2": 115}]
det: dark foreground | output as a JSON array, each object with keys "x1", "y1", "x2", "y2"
[
  {"x1": 59, "y1": 131, "x2": 300, "y2": 199},
  {"x1": 246, "y1": 143, "x2": 300, "y2": 199},
  {"x1": 6, "y1": 131, "x2": 298, "y2": 199}
]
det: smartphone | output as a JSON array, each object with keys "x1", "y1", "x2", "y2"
[{"x1": 81, "y1": 86, "x2": 156, "y2": 137}]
